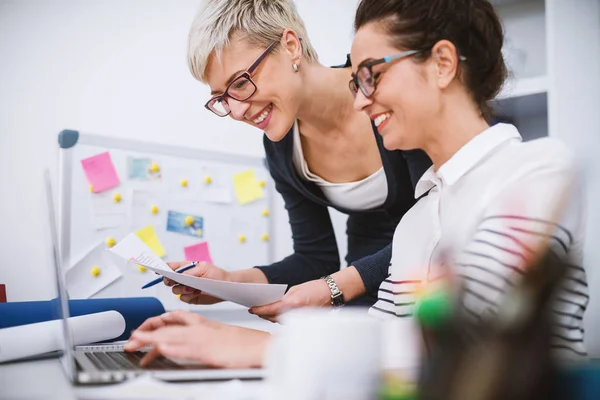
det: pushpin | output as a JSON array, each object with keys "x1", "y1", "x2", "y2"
[
  {"x1": 105, "y1": 237, "x2": 116, "y2": 248},
  {"x1": 204, "y1": 176, "x2": 212, "y2": 185},
  {"x1": 137, "y1": 265, "x2": 147, "y2": 273},
  {"x1": 239, "y1": 234, "x2": 246, "y2": 243},
  {"x1": 259, "y1": 180, "x2": 266, "y2": 188},
  {"x1": 89, "y1": 185, "x2": 94, "y2": 193},
  {"x1": 91, "y1": 266, "x2": 101, "y2": 277},
  {"x1": 149, "y1": 162, "x2": 160, "y2": 173},
  {"x1": 176, "y1": 294, "x2": 182, "y2": 300},
  {"x1": 150, "y1": 204, "x2": 159, "y2": 215},
  {"x1": 180, "y1": 178, "x2": 188, "y2": 187},
  {"x1": 184, "y1": 216, "x2": 194, "y2": 226},
  {"x1": 261, "y1": 233, "x2": 269, "y2": 242},
  {"x1": 262, "y1": 209, "x2": 270, "y2": 217},
  {"x1": 113, "y1": 192, "x2": 122, "y2": 203}
]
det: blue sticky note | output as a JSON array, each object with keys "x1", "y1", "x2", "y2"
[
  {"x1": 166, "y1": 210, "x2": 204, "y2": 238},
  {"x1": 127, "y1": 157, "x2": 160, "y2": 180}
]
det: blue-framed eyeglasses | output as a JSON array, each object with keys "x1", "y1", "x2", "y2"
[{"x1": 349, "y1": 49, "x2": 467, "y2": 98}]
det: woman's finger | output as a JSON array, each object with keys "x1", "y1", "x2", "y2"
[
  {"x1": 139, "y1": 346, "x2": 161, "y2": 367},
  {"x1": 171, "y1": 285, "x2": 199, "y2": 295},
  {"x1": 160, "y1": 310, "x2": 206, "y2": 326},
  {"x1": 134, "y1": 315, "x2": 167, "y2": 333}
]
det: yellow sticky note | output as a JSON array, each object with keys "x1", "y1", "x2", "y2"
[
  {"x1": 135, "y1": 225, "x2": 166, "y2": 257},
  {"x1": 232, "y1": 170, "x2": 264, "y2": 205}
]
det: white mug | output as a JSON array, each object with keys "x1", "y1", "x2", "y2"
[{"x1": 263, "y1": 308, "x2": 382, "y2": 400}]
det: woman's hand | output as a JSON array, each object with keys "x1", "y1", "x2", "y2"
[
  {"x1": 163, "y1": 261, "x2": 230, "y2": 305},
  {"x1": 124, "y1": 310, "x2": 269, "y2": 369},
  {"x1": 248, "y1": 278, "x2": 332, "y2": 322}
]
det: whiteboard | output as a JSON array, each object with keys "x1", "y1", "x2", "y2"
[{"x1": 57, "y1": 130, "x2": 273, "y2": 312}]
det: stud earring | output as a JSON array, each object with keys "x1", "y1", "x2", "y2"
[{"x1": 292, "y1": 63, "x2": 299, "y2": 72}]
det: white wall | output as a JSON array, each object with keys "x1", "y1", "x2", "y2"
[{"x1": 0, "y1": 0, "x2": 357, "y2": 302}]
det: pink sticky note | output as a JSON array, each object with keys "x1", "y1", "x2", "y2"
[
  {"x1": 184, "y1": 241, "x2": 214, "y2": 264},
  {"x1": 81, "y1": 152, "x2": 120, "y2": 193}
]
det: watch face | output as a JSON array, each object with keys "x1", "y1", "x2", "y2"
[{"x1": 332, "y1": 293, "x2": 344, "y2": 307}]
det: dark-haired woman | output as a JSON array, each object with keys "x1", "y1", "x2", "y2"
[{"x1": 125, "y1": 0, "x2": 588, "y2": 369}]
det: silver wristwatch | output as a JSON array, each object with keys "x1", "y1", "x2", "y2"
[{"x1": 321, "y1": 275, "x2": 345, "y2": 308}]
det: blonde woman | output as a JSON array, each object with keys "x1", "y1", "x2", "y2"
[{"x1": 162, "y1": 0, "x2": 431, "y2": 315}]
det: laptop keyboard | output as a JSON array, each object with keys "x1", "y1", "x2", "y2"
[{"x1": 84, "y1": 351, "x2": 183, "y2": 371}]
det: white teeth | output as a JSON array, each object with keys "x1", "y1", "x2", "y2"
[
  {"x1": 374, "y1": 113, "x2": 391, "y2": 127},
  {"x1": 253, "y1": 104, "x2": 272, "y2": 124}
]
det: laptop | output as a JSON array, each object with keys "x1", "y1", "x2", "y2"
[{"x1": 43, "y1": 170, "x2": 264, "y2": 384}]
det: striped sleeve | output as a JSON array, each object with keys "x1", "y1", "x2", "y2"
[
  {"x1": 370, "y1": 270, "x2": 419, "y2": 318},
  {"x1": 455, "y1": 160, "x2": 588, "y2": 358}
]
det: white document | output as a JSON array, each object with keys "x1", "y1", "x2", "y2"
[
  {"x1": 109, "y1": 234, "x2": 287, "y2": 308},
  {"x1": 89, "y1": 190, "x2": 127, "y2": 230},
  {"x1": 66, "y1": 241, "x2": 123, "y2": 299},
  {"x1": 0, "y1": 311, "x2": 125, "y2": 363}
]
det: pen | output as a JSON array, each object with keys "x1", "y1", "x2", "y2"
[{"x1": 141, "y1": 262, "x2": 198, "y2": 289}]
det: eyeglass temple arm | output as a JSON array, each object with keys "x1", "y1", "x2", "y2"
[
  {"x1": 247, "y1": 41, "x2": 279, "y2": 74},
  {"x1": 383, "y1": 49, "x2": 467, "y2": 63}
]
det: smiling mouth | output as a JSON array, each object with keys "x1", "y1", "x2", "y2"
[
  {"x1": 251, "y1": 103, "x2": 273, "y2": 125},
  {"x1": 372, "y1": 112, "x2": 391, "y2": 128}
]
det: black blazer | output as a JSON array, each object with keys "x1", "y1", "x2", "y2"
[{"x1": 255, "y1": 122, "x2": 431, "y2": 305}]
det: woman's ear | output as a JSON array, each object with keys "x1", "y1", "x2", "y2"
[
  {"x1": 431, "y1": 40, "x2": 460, "y2": 89},
  {"x1": 281, "y1": 28, "x2": 302, "y2": 65}
]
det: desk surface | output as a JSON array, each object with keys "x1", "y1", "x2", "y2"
[
  {"x1": 0, "y1": 357, "x2": 267, "y2": 400},
  {"x1": 0, "y1": 358, "x2": 76, "y2": 400},
  {"x1": 0, "y1": 310, "x2": 275, "y2": 400}
]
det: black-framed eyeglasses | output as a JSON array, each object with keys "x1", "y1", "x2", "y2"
[
  {"x1": 205, "y1": 41, "x2": 279, "y2": 117},
  {"x1": 349, "y1": 49, "x2": 424, "y2": 99}
]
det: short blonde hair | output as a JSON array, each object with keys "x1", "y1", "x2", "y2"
[{"x1": 187, "y1": 0, "x2": 319, "y2": 82}]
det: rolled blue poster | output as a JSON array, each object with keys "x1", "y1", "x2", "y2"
[{"x1": 0, "y1": 297, "x2": 164, "y2": 341}]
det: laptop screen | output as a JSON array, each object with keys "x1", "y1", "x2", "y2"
[{"x1": 44, "y1": 169, "x2": 76, "y2": 382}]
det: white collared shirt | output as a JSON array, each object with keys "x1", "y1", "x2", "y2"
[{"x1": 370, "y1": 123, "x2": 588, "y2": 363}]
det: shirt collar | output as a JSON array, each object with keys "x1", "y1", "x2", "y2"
[{"x1": 414, "y1": 123, "x2": 522, "y2": 198}]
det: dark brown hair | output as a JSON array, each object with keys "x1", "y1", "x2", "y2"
[{"x1": 354, "y1": 0, "x2": 507, "y2": 120}]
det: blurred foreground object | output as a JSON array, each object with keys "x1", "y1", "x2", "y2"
[{"x1": 415, "y1": 248, "x2": 598, "y2": 400}]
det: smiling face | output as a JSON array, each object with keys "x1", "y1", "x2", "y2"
[
  {"x1": 350, "y1": 22, "x2": 441, "y2": 151},
  {"x1": 204, "y1": 32, "x2": 304, "y2": 142}
]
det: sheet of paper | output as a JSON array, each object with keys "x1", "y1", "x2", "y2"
[
  {"x1": 65, "y1": 242, "x2": 123, "y2": 299},
  {"x1": 166, "y1": 210, "x2": 204, "y2": 238},
  {"x1": 204, "y1": 187, "x2": 233, "y2": 204},
  {"x1": 89, "y1": 190, "x2": 127, "y2": 230},
  {"x1": 81, "y1": 151, "x2": 120, "y2": 193},
  {"x1": 232, "y1": 169, "x2": 264, "y2": 205},
  {"x1": 183, "y1": 241, "x2": 213, "y2": 264},
  {"x1": 109, "y1": 233, "x2": 171, "y2": 272},
  {"x1": 128, "y1": 189, "x2": 161, "y2": 229},
  {"x1": 109, "y1": 234, "x2": 287, "y2": 308},
  {"x1": 135, "y1": 225, "x2": 166, "y2": 257}
]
